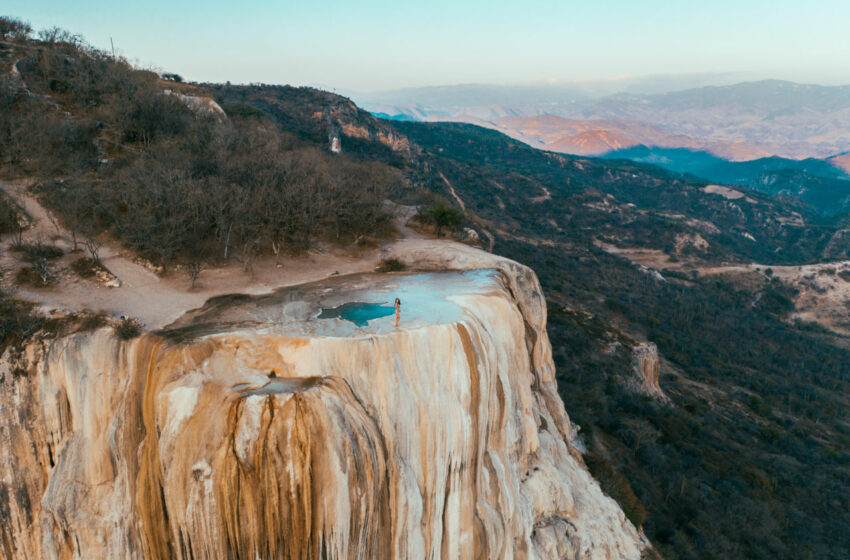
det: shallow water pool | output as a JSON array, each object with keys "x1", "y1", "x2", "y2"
[
  {"x1": 318, "y1": 302, "x2": 396, "y2": 327},
  {"x1": 162, "y1": 268, "x2": 502, "y2": 339}
]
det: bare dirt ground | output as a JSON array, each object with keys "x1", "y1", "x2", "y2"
[
  {"x1": 598, "y1": 241, "x2": 850, "y2": 337},
  {"x1": 1, "y1": 180, "x2": 480, "y2": 330},
  {"x1": 748, "y1": 261, "x2": 850, "y2": 336}
]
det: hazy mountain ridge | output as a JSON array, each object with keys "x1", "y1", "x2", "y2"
[
  {"x1": 602, "y1": 146, "x2": 850, "y2": 215},
  {"x1": 362, "y1": 79, "x2": 850, "y2": 159},
  {"x1": 444, "y1": 114, "x2": 769, "y2": 160}
]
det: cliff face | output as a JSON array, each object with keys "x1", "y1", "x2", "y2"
[{"x1": 0, "y1": 259, "x2": 646, "y2": 559}]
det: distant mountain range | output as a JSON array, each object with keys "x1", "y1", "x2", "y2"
[
  {"x1": 601, "y1": 146, "x2": 850, "y2": 215},
  {"x1": 422, "y1": 114, "x2": 773, "y2": 161},
  {"x1": 827, "y1": 152, "x2": 850, "y2": 173},
  {"x1": 359, "y1": 79, "x2": 850, "y2": 160},
  {"x1": 361, "y1": 79, "x2": 850, "y2": 213}
]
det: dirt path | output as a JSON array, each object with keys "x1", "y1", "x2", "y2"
[
  {"x1": 439, "y1": 171, "x2": 466, "y2": 211},
  {"x1": 2, "y1": 182, "x2": 457, "y2": 329}
]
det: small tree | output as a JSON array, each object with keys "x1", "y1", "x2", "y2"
[
  {"x1": 115, "y1": 317, "x2": 142, "y2": 340},
  {"x1": 428, "y1": 197, "x2": 464, "y2": 237},
  {"x1": 186, "y1": 261, "x2": 201, "y2": 289},
  {"x1": 37, "y1": 26, "x2": 83, "y2": 46},
  {"x1": 34, "y1": 258, "x2": 52, "y2": 286},
  {"x1": 84, "y1": 238, "x2": 102, "y2": 264},
  {"x1": 0, "y1": 17, "x2": 32, "y2": 40}
]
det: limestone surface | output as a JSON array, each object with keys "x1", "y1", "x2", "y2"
[{"x1": 0, "y1": 254, "x2": 647, "y2": 559}]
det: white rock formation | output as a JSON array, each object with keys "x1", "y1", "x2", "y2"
[
  {"x1": 162, "y1": 89, "x2": 226, "y2": 117},
  {"x1": 330, "y1": 135, "x2": 341, "y2": 153},
  {"x1": 627, "y1": 342, "x2": 668, "y2": 402},
  {"x1": 0, "y1": 255, "x2": 647, "y2": 559}
]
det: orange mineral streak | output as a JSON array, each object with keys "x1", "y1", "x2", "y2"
[
  {"x1": 137, "y1": 339, "x2": 171, "y2": 560},
  {"x1": 0, "y1": 258, "x2": 647, "y2": 559},
  {"x1": 211, "y1": 377, "x2": 390, "y2": 560},
  {"x1": 127, "y1": 329, "x2": 391, "y2": 559},
  {"x1": 456, "y1": 323, "x2": 486, "y2": 560}
]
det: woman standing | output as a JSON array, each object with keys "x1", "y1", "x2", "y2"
[{"x1": 394, "y1": 298, "x2": 401, "y2": 327}]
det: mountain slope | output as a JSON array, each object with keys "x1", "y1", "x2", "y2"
[
  {"x1": 391, "y1": 119, "x2": 850, "y2": 560},
  {"x1": 603, "y1": 146, "x2": 850, "y2": 215}
]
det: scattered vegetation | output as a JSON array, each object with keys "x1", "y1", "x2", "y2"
[
  {"x1": 4, "y1": 16, "x2": 850, "y2": 559},
  {"x1": 398, "y1": 119, "x2": 850, "y2": 559},
  {"x1": 509, "y1": 240, "x2": 849, "y2": 560},
  {"x1": 0, "y1": 16, "x2": 31, "y2": 40},
  {"x1": 0, "y1": 295, "x2": 43, "y2": 352},
  {"x1": 0, "y1": 292, "x2": 107, "y2": 354},
  {"x1": 423, "y1": 196, "x2": 465, "y2": 237},
  {"x1": 185, "y1": 261, "x2": 202, "y2": 288},
  {"x1": 0, "y1": 191, "x2": 23, "y2": 234},
  {"x1": 77, "y1": 312, "x2": 108, "y2": 331},
  {"x1": 114, "y1": 317, "x2": 142, "y2": 340},
  {"x1": 70, "y1": 256, "x2": 103, "y2": 279},
  {"x1": 584, "y1": 452, "x2": 647, "y2": 528},
  {"x1": 14, "y1": 262, "x2": 53, "y2": 287},
  {"x1": 0, "y1": 24, "x2": 401, "y2": 269},
  {"x1": 11, "y1": 242, "x2": 63, "y2": 262}
]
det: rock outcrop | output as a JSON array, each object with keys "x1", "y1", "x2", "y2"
[
  {"x1": 340, "y1": 122, "x2": 410, "y2": 152},
  {"x1": 627, "y1": 342, "x2": 668, "y2": 401},
  {"x1": 0, "y1": 255, "x2": 647, "y2": 559},
  {"x1": 162, "y1": 89, "x2": 226, "y2": 118}
]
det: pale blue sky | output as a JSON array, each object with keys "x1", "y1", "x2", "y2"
[{"x1": 5, "y1": 1, "x2": 850, "y2": 91}]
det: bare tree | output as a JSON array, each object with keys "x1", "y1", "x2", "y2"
[
  {"x1": 0, "y1": 17, "x2": 32, "y2": 41},
  {"x1": 84, "y1": 238, "x2": 102, "y2": 264},
  {"x1": 37, "y1": 27, "x2": 83, "y2": 47},
  {"x1": 222, "y1": 222, "x2": 233, "y2": 260},
  {"x1": 11, "y1": 223, "x2": 24, "y2": 250},
  {"x1": 271, "y1": 238, "x2": 283, "y2": 266},
  {"x1": 186, "y1": 261, "x2": 201, "y2": 289},
  {"x1": 34, "y1": 258, "x2": 52, "y2": 286}
]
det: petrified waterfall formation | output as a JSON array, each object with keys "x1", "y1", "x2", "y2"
[{"x1": 0, "y1": 257, "x2": 645, "y2": 559}]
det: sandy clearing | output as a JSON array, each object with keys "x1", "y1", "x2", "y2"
[
  {"x1": 1, "y1": 181, "x2": 473, "y2": 329},
  {"x1": 702, "y1": 184, "x2": 757, "y2": 204}
]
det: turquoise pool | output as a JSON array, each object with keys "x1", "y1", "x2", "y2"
[{"x1": 318, "y1": 302, "x2": 396, "y2": 326}]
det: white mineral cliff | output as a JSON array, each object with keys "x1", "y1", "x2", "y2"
[{"x1": 0, "y1": 250, "x2": 647, "y2": 559}]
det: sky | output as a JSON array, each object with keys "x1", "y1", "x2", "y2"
[{"x1": 6, "y1": 0, "x2": 850, "y2": 92}]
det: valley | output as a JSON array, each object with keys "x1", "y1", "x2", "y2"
[{"x1": 1, "y1": 16, "x2": 850, "y2": 560}]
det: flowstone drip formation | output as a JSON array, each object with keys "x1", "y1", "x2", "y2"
[{"x1": 0, "y1": 261, "x2": 645, "y2": 559}]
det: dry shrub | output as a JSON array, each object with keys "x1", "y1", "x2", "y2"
[
  {"x1": 71, "y1": 256, "x2": 103, "y2": 278},
  {"x1": 115, "y1": 317, "x2": 142, "y2": 340},
  {"x1": 375, "y1": 258, "x2": 406, "y2": 272}
]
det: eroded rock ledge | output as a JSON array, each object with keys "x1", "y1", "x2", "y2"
[{"x1": 0, "y1": 248, "x2": 647, "y2": 559}]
